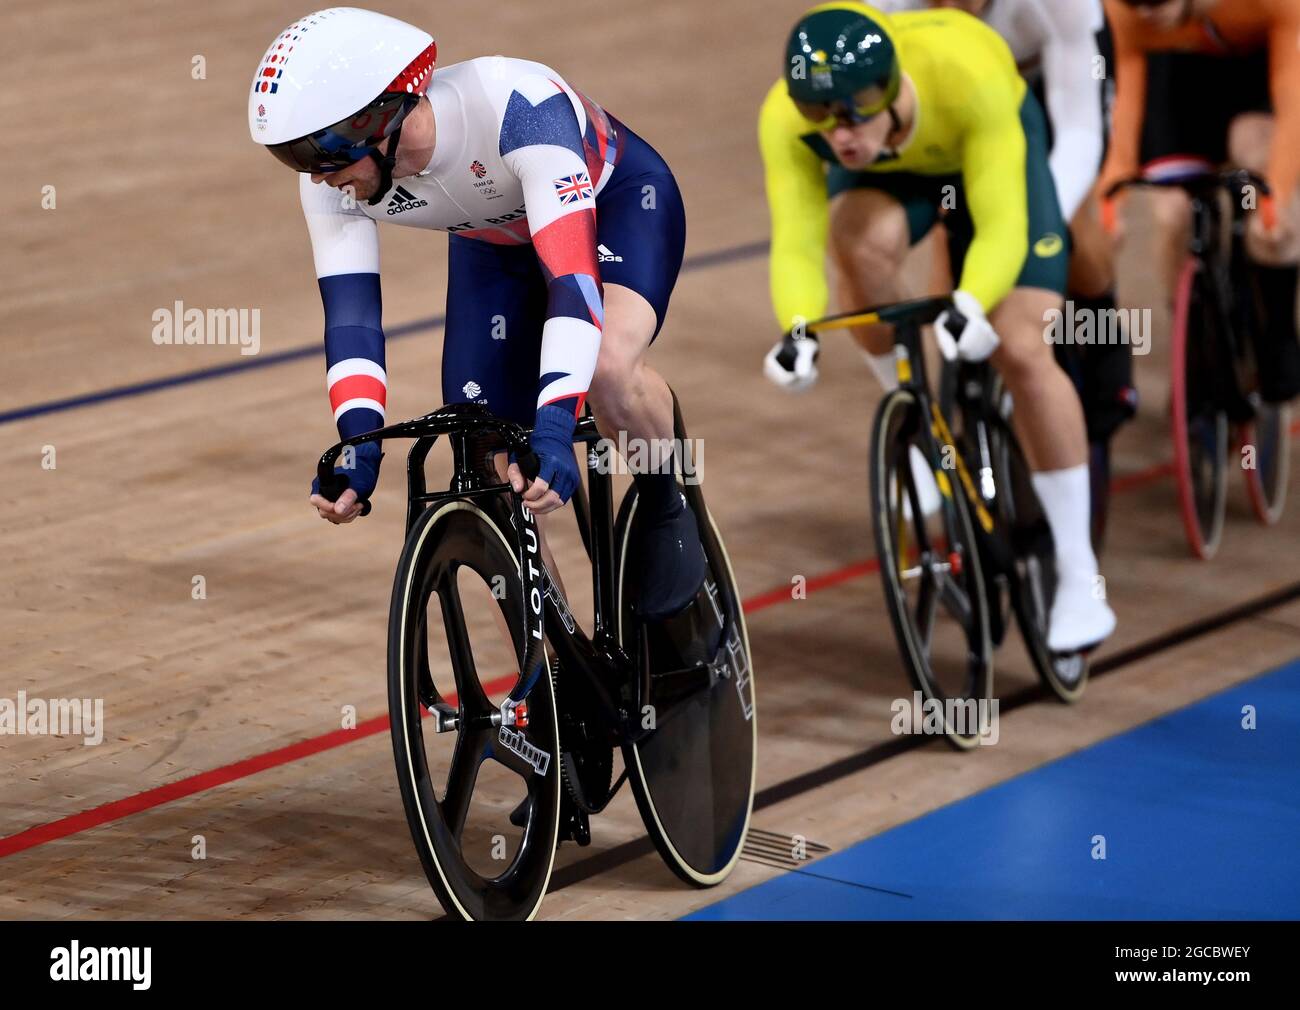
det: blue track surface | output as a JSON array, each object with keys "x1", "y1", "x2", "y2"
[{"x1": 690, "y1": 660, "x2": 1300, "y2": 920}]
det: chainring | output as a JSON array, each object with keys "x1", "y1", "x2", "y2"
[{"x1": 550, "y1": 659, "x2": 615, "y2": 814}]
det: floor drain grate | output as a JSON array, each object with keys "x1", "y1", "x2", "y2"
[{"x1": 741, "y1": 827, "x2": 831, "y2": 870}]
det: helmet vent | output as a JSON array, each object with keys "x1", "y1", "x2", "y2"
[{"x1": 386, "y1": 41, "x2": 438, "y2": 96}]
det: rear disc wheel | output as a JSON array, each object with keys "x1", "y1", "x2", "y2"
[{"x1": 614, "y1": 487, "x2": 757, "y2": 887}]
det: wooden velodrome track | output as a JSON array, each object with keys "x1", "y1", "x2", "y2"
[{"x1": 4, "y1": 0, "x2": 1299, "y2": 920}]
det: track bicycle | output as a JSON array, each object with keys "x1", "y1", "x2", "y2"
[
  {"x1": 1108, "y1": 170, "x2": 1291, "y2": 559},
  {"x1": 315, "y1": 400, "x2": 756, "y2": 920},
  {"x1": 778, "y1": 297, "x2": 1090, "y2": 749}
]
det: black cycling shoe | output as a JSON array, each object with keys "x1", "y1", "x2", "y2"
[{"x1": 631, "y1": 492, "x2": 707, "y2": 622}]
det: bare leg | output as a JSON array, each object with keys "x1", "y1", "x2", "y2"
[
  {"x1": 1129, "y1": 187, "x2": 1193, "y2": 297},
  {"x1": 587, "y1": 283, "x2": 705, "y2": 620},
  {"x1": 827, "y1": 188, "x2": 912, "y2": 355},
  {"x1": 991, "y1": 286, "x2": 1114, "y2": 651},
  {"x1": 990, "y1": 288, "x2": 1088, "y2": 471},
  {"x1": 587, "y1": 284, "x2": 672, "y2": 446}
]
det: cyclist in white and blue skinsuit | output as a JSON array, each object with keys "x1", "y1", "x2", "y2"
[{"x1": 249, "y1": 9, "x2": 702, "y2": 620}]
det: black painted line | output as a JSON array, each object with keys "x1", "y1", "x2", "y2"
[
  {"x1": 548, "y1": 578, "x2": 1300, "y2": 895},
  {"x1": 741, "y1": 857, "x2": 810, "y2": 872},
  {"x1": 785, "y1": 868, "x2": 913, "y2": 900}
]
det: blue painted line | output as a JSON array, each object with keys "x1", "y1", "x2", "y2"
[
  {"x1": 691, "y1": 659, "x2": 1300, "y2": 920},
  {"x1": 0, "y1": 240, "x2": 768, "y2": 427},
  {"x1": 0, "y1": 317, "x2": 439, "y2": 427}
]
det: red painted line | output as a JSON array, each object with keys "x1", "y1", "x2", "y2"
[
  {"x1": 0, "y1": 674, "x2": 513, "y2": 860},
  {"x1": 0, "y1": 715, "x2": 371, "y2": 858},
  {"x1": 1107, "y1": 413, "x2": 1300, "y2": 495},
  {"x1": 743, "y1": 559, "x2": 879, "y2": 615},
  {"x1": 1110, "y1": 460, "x2": 1174, "y2": 495},
  {"x1": 0, "y1": 443, "x2": 1227, "y2": 859}
]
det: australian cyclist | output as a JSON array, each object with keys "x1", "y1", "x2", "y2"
[
  {"x1": 760, "y1": 2, "x2": 1117, "y2": 652},
  {"x1": 878, "y1": 0, "x2": 1136, "y2": 543}
]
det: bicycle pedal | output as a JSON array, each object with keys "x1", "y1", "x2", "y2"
[{"x1": 559, "y1": 807, "x2": 591, "y2": 847}]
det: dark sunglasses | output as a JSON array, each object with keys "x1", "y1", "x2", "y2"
[{"x1": 793, "y1": 83, "x2": 892, "y2": 131}]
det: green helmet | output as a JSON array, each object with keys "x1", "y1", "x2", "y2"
[{"x1": 784, "y1": 2, "x2": 901, "y2": 117}]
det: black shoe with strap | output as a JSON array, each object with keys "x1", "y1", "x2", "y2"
[{"x1": 631, "y1": 489, "x2": 707, "y2": 622}]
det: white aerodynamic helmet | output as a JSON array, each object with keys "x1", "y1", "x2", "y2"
[{"x1": 249, "y1": 7, "x2": 436, "y2": 173}]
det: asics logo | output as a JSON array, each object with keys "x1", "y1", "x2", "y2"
[{"x1": 1034, "y1": 233, "x2": 1064, "y2": 258}]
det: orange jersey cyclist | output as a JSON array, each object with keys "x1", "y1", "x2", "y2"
[
  {"x1": 760, "y1": 3, "x2": 1116, "y2": 652},
  {"x1": 248, "y1": 8, "x2": 703, "y2": 620},
  {"x1": 1102, "y1": 0, "x2": 1300, "y2": 405}
]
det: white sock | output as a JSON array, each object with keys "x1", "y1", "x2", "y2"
[
  {"x1": 1031, "y1": 464, "x2": 1098, "y2": 584},
  {"x1": 861, "y1": 349, "x2": 899, "y2": 391}
]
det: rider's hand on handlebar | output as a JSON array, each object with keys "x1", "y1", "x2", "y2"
[
  {"x1": 764, "y1": 330, "x2": 820, "y2": 392},
  {"x1": 310, "y1": 441, "x2": 382, "y2": 524},
  {"x1": 1247, "y1": 196, "x2": 1293, "y2": 265},
  {"x1": 935, "y1": 290, "x2": 999, "y2": 363},
  {"x1": 515, "y1": 404, "x2": 579, "y2": 515},
  {"x1": 310, "y1": 487, "x2": 367, "y2": 524},
  {"x1": 508, "y1": 464, "x2": 565, "y2": 514}
]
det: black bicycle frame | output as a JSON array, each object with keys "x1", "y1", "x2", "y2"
[
  {"x1": 536, "y1": 397, "x2": 740, "y2": 746},
  {"x1": 316, "y1": 398, "x2": 736, "y2": 745},
  {"x1": 1109, "y1": 170, "x2": 1271, "y2": 414},
  {"x1": 873, "y1": 301, "x2": 1001, "y2": 538},
  {"x1": 317, "y1": 403, "x2": 550, "y2": 707}
]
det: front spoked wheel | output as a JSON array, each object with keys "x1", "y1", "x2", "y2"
[
  {"x1": 1243, "y1": 403, "x2": 1291, "y2": 525},
  {"x1": 1171, "y1": 257, "x2": 1229, "y2": 559},
  {"x1": 870, "y1": 388, "x2": 993, "y2": 749},
  {"x1": 614, "y1": 486, "x2": 757, "y2": 887},
  {"x1": 388, "y1": 499, "x2": 561, "y2": 921},
  {"x1": 988, "y1": 387, "x2": 1088, "y2": 702}
]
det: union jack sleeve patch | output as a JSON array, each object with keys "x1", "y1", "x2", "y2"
[{"x1": 552, "y1": 171, "x2": 593, "y2": 205}]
